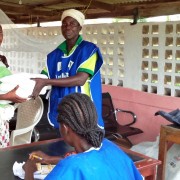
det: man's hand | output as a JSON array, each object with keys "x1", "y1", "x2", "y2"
[
  {"x1": 30, "y1": 78, "x2": 46, "y2": 99},
  {"x1": 4, "y1": 85, "x2": 27, "y2": 103}
]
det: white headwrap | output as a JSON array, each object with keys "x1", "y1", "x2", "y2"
[{"x1": 61, "y1": 9, "x2": 85, "y2": 26}]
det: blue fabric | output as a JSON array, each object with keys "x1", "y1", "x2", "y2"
[
  {"x1": 45, "y1": 139, "x2": 143, "y2": 180},
  {"x1": 47, "y1": 40, "x2": 104, "y2": 128}
]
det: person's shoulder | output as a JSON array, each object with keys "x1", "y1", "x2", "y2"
[
  {"x1": 64, "y1": 153, "x2": 86, "y2": 161},
  {"x1": 101, "y1": 138, "x2": 127, "y2": 155},
  {"x1": 80, "y1": 40, "x2": 97, "y2": 48},
  {"x1": 48, "y1": 47, "x2": 61, "y2": 55},
  {"x1": 47, "y1": 47, "x2": 63, "y2": 61},
  {"x1": 102, "y1": 138, "x2": 119, "y2": 147},
  {"x1": 58, "y1": 153, "x2": 87, "y2": 168}
]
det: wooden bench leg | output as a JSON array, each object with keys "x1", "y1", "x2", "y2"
[{"x1": 157, "y1": 126, "x2": 168, "y2": 180}]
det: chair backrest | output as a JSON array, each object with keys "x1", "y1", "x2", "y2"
[
  {"x1": 9, "y1": 96, "x2": 44, "y2": 146},
  {"x1": 102, "y1": 92, "x2": 117, "y2": 131}
]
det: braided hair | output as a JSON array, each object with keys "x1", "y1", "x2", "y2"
[{"x1": 57, "y1": 93, "x2": 104, "y2": 147}]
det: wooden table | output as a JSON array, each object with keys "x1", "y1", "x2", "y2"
[
  {"x1": 120, "y1": 146, "x2": 161, "y2": 180},
  {"x1": 157, "y1": 124, "x2": 180, "y2": 180},
  {"x1": 0, "y1": 138, "x2": 161, "y2": 180}
]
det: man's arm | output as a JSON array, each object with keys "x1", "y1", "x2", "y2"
[
  {"x1": 31, "y1": 72, "x2": 89, "y2": 98},
  {"x1": 31, "y1": 51, "x2": 97, "y2": 98}
]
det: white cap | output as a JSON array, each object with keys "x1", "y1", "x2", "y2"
[{"x1": 61, "y1": 9, "x2": 85, "y2": 26}]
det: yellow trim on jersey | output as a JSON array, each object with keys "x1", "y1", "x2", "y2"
[
  {"x1": 78, "y1": 53, "x2": 97, "y2": 76},
  {"x1": 78, "y1": 53, "x2": 97, "y2": 96},
  {"x1": 40, "y1": 67, "x2": 48, "y2": 76}
]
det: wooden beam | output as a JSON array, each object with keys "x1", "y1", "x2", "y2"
[
  {"x1": 11, "y1": 14, "x2": 62, "y2": 24},
  {"x1": 73, "y1": 0, "x2": 115, "y2": 12},
  {"x1": 127, "y1": 1, "x2": 180, "y2": 18},
  {"x1": 34, "y1": 0, "x2": 67, "y2": 7},
  {"x1": 1, "y1": 0, "x2": 180, "y2": 24},
  {"x1": 155, "y1": 0, "x2": 180, "y2": 2},
  {"x1": 0, "y1": 4, "x2": 58, "y2": 16}
]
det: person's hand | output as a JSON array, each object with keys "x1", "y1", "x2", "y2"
[
  {"x1": 0, "y1": 55, "x2": 9, "y2": 68},
  {"x1": 29, "y1": 151, "x2": 62, "y2": 165},
  {"x1": 23, "y1": 159, "x2": 37, "y2": 180},
  {"x1": 30, "y1": 78, "x2": 46, "y2": 99},
  {"x1": 29, "y1": 151, "x2": 52, "y2": 165},
  {"x1": 23, "y1": 159, "x2": 37, "y2": 173},
  {"x1": 5, "y1": 85, "x2": 27, "y2": 103}
]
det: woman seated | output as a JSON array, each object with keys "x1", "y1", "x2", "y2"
[{"x1": 23, "y1": 93, "x2": 143, "y2": 180}]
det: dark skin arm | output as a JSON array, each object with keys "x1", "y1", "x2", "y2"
[
  {"x1": 23, "y1": 160, "x2": 37, "y2": 180},
  {"x1": 29, "y1": 151, "x2": 63, "y2": 165},
  {"x1": 31, "y1": 72, "x2": 89, "y2": 98},
  {"x1": 0, "y1": 55, "x2": 26, "y2": 103},
  {"x1": 23, "y1": 151, "x2": 64, "y2": 179},
  {"x1": 23, "y1": 125, "x2": 91, "y2": 179},
  {"x1": 0, "y1": 85, "x2": 26, "y2": 103}
]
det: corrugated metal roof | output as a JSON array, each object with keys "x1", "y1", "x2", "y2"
[
  {"x1": 0, "y1": 0, "x2": 178, "y2": 24},
  {"x1": 98, "y1": 0, "x2": 154, "y2": 4}
]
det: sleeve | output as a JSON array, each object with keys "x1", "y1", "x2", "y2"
[
  {"x1": 40, "y1": 67, "x2": 48, "y2": 76},
  {"x1": 0, "y1": 66, "x2": 12, "y2": 78},
  {"x1": 45, "y1": 158, "x2": 86, "y2": 180},
  {"x1": 77, "y1": 52, "x2": 97, "y2": 76},
  {"x1": 45, "y1": 167, "x2": 76, "y2": 180}
]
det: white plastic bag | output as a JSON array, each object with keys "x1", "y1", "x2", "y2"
[
  {"x1": 131, "y1": 136, "x2": 159, "y2": 159},
  {"x1": 165, "y1": 144, "x2": 180, "y2": 180},
  {"x1": 0, "y1": 73, "x2": 48, "y2": 104},
  {"x1": 131, "y1": 136, "x2": 180, "y2": 180}
]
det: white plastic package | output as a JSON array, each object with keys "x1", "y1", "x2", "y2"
[
  {"x1": 131, "y1": 136, "x2": 180, "y2": 180},
  {"x1": 0, "y1": 73, "x2": 48, "y2": 104}
]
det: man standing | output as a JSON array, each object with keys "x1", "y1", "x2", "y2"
[{"x1": 31, "y1": 9, "x2": 104, "y2": 129}]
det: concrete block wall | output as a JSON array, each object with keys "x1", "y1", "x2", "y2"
[
  {"x1": 83, "y1": 22, "x2": 180, "y2": 97},
  {"x1": 1, "y1": 21, "x2": 180, "y2": 97},
  {"x1": 1, "y1": 21, "x2": 180, "y2": 144}
]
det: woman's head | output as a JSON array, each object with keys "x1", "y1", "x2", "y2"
[
  {"x1": 61, "y1": 9, "x2": 84, "y2": 40},
  {"x1": 57, "y1": 93, "x2": 104, "y2": 148},
  {"x1": 61, "y1": 9, "x2": 85, "y2": 27}
]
